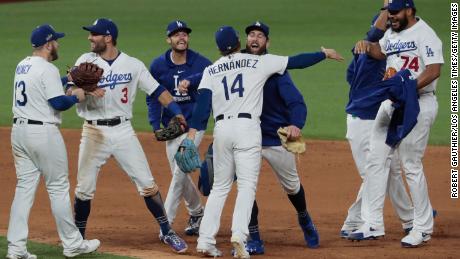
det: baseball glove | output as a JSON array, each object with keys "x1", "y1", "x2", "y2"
[
  {"x1": 69, "y1": 62, "x2": 104, "y2": 92},
  {"x1": 277, "y1": 127, "x2": 306, "y2": 154},
  {"x1": 174, "y1": 138, "x2": 201, "y2": 173},
  {"x1": 154, "y1": 117, "x2": 186, "y2": 141},
  {"x1": 383, "y1": 67, "x2": 398, "y2": 80}
]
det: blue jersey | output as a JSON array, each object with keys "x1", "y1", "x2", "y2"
[
  {"x1": 345, "y1": 51, "x2": 386, "y2": 120},
  {"x1": 261, "y1": 72, "x2": 307, "y2": 147},
  {"x1": 146, "y1": 49, "x2": 212, "y2": 130}
]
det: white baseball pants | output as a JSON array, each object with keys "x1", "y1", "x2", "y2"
[
  {"x1": 8, "y1": 123, "x2": 84, "y2": 256},
  {"x1": 342, "y1": 114, "x2": 413, "y2": 231},
  {"x1": 164, "y1": 130, "x2": 205, "y2": 223},
  {"x1": 197, "y1": 118, "x2": 261, "y2": 246},
  {"x1": 362, "y1": 94, "x2": 437, "y2": 233}
]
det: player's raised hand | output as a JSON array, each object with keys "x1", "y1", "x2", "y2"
[
  {"x1": 178, "y1": 79, "x2": 190, "y2": 94},
  {"x1": 353, "y1": 40, "x2": 370, "y2": 55},
  {"x1": 86, "y1": 88, "x2": 106, "y2": 98},
  {"x1": 321, "y1": 47, "x2": 344, "y2": 61}
]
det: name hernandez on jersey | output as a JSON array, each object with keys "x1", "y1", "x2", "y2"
[
  {"x1": 75, "y1": 52, "x2": 160, "y2": 120},
  {"x1": 379, "y1": 18, "x2": 444, "y2": 93},
  {"x1": 13, "y1": 56, "x2": 64, "y2": 124},
  {"x1": 198, "y1": 53, "x2": 288, "y2": 119}
]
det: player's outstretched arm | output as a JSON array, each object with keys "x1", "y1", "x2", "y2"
[
  {"x1": 321, "y1": 47, "x2": 345, "y2": 61},
  {"x1": 187, "y1": 88, "x2": 212, "y2": 141}
]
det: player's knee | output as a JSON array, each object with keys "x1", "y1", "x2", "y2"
[
  {"x1": 75, "y1": 190, "x2": 94, "y2": 201},
  {"x1": 141, "y1": 183, "x2": 159, "y2": 197},
  {"x1": 284, "y1": 182, "x2": 300, "y2": 195}
]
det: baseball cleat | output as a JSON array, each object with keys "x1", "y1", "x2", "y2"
[
  {"x1": 340, "y1": 229, "x2": 357, "y2": 239},
  {"x1": 245, "y1": 239, "x2": 265, "y2": 255},
  {"x1": 184, "y1": 213, "x2": 203, "y2": 236},
  {"x1": 163, "y1": 230, "x2": 188, "y2": 253},
  {"x1": 6, "y1": 252, "x2": 37, "y2": 259},
  {"x1": 196, "y1": 243, "x2": 223, "y2": 257},
  {"x1": 347, "y1": 224, "x2": 384, "y2": 241},
  {"x1": 403, "y1": 209, "x2": 437, "y2": 235},
  {"x1": 401, "y1": 230, "x2": 431, "y2": 248},
  {"x1": 63, "y1": 239, "x2": 100, "y2": 258},
  {"x1": 300, "y1": 221, "x2": 320, "y2": 248},
  {"x1": 231, "y1": 236, "x2": 250, "y2": 259}
]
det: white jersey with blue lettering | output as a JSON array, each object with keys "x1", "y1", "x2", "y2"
[
  {"x1": 198, "y1": 52, "x2": 288, "y2": 118},
  {"x1": 12, "y1": 56, "x2": 64, "y2": 124},
  {"x1": 379, "y1": 18, "x2": 444, "y2": 94},
  {"x1": 75, "y1": 52, "x2": 160, "y2": 120}
]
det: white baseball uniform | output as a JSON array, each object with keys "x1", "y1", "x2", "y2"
[
  {"x1": 196, "y1": 52, "x2": 288, "y2": 247},
  {"x1": 73, "y1": 52, "x2": 159, "y2": 200},
  {"x1": 342, "y1": 115, "x2": 413, "y2": 232},
  {"x1": 8, "y1": 56, "x2": 85, "y2": 256},
  {"x1": 362, "y1": 17, "x2": 443, "y2": 234}
]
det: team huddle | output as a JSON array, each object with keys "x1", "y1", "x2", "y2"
[{"x1": 7, "y1": 0, "x2": 443, "y2": 258}]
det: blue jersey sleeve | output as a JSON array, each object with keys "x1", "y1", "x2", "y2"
[
  {"x1": 146, "y1": 94, "x2": 162, "y2": 131},
  {"x1": 185, "y1": 72, "x2": 204, "y2": 91},
  {"x1": 48, "y1": 95, "x2": 79, "y2": 111},
  {"x1": 277, "y1": 73, "x2": 307, "y2": 128},
  {"x1": 287, "y1": 52, "x2": 326, "y2": 69},
  {"x1": 190, "y1": 88, "x2": 212, "y2": 130}
]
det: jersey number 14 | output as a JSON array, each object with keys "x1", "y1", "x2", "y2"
[{"x1": 221, "y1": 73, "x2": 244, "y2": 101}]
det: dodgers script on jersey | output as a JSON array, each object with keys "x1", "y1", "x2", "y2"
[
  {"x1": 379, "y1": 18, "x2": 444, "y2": 93},
  {"x1": 13, "y1": 56, "x2": 64, "y2": 124},
  {"x1": 198, "y1": 53, "x2": 288, "y2": 118},
  {"x1": 75, "y1": 52, "x2": 160, "y2": 120}
]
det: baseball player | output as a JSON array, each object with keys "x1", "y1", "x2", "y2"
[
  {"x1": 340, "y1": 8, "x2": 415, "y2": 238},
  {"x1": 242, "y1": 21, "x2": 319, "y2": 254},
  {"x1": 348, "y1": 0, "x2": 443, "y2": 247},
  {"x1": 7, "y1": 24, "x2": 100, "y2": 259},
  {"x1": 71, "y1": 18, "x2": 188, "y2": 253},
  {"x1": 183, "y1": 26, "x2": 343, "y2": 258},
  {"x1": 146, "y1": 20, "x2": 212, "y2": 236}
]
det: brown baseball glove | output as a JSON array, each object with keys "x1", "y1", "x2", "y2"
[
  {"x1": 277, "y1": 127, "x2": 306, "y2": 154},
  {"x1": 383, "y1": 67, "x2": 398, "y2": 80},
  {"x1": 69, "y1": 62, "x2": 104, "y2": 92},
  {"x1": 154, "y1": 117, "x2": 186, "y2": 141}
]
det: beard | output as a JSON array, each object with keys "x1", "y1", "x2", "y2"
[
  {"x1": 245, "y1": 42, "x2": 267, "y2": 55},
  {"x1": 392, "y1": 16, "x2": 409, "y2": 32},
  {"x1": 91, "y1": 41, "x2": 107, "y2": 54},
  {"x1": 50, "y1": 45, "x2": 58, "y2": 61}
]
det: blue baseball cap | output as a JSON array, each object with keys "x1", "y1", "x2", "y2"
[
  {"x1": 245, "y1": 21, "x2": 269, "y2": 37},
  {"x1": 83, "y1": 18, "x2": 118, "y2": 40},
  {"x1": 388, "y1": 0, "x2": 415, "y2": 12},
  {"x1": 215, "y1": 26, "x2": 240, "y2": 52},
  {"x1": 166, "y1": 20, "x2": 192, "y2": 37},
  {"x1": 30, "y1": 24, "x2": 65, "y2": 48}
]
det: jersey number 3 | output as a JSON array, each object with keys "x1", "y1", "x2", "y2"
[
  {"x1": 121, "y1": 87, "x2": 128, "y2": 103},
  {"x1": 221, "y1": 73, "x2": 244, "y2": 101},
  {"x1": 14, "y1": 81, "x2": 27, "y2": 106}
]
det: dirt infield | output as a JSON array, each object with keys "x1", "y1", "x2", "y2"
[{"x1": 0, "y1": 127, "x2": 457, "y2": 258}]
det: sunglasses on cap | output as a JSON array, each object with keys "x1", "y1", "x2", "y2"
[{"x1": 388, "y1": 9, "x2": 403, "y2": 15}]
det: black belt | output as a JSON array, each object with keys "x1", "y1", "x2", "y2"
[
  {"x1": 13, "y1": 118, "x2": 44, "y2": 125},
  {"x1": 86, "y1": 118, "x2": 127, "y2": 126},
  {"x1": 215, "y1": 113, "x2": 252, "y2": 122}
]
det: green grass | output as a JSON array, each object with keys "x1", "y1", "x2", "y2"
[
  {"x1": 0, "y1": 236, "x2": 134, "y2": 259},
  {"x1": 0, "y1": 0, "x2": 451, "y2": 144}
]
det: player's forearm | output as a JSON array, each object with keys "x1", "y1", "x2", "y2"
[
  {"x1": 286, "y1": 52, "x2": 326, "y2": 69},
  {"x1": 367, "y1": 42, "x2": 386, "y2": 60},
  {"x1": 48, "y1": 95, "x2": 79, "y2": 111},
  {"x1": 416, "y1": 64, "x2": 442, "y2": 89}
]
